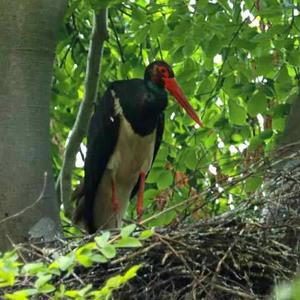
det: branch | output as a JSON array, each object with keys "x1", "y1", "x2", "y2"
[
  {"x1": 58, "y1": 9, "x2": 108, "y2": 217},
  {"x1": 203, "y1": 3, "x2": 255, "y2": 113},
  {"x1": 157, "y1": 38, "x2": 163, "y2": 60},
  {"x1": 0, "y1": 172, "x2": 48, "y2": 225},
  {"x1": 109, "y1": 12, "x2": 125, "y2": 63}
]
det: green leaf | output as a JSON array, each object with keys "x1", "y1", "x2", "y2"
[
  {"x1": 95, "y1": 231, "x2": 110, "y2": 248},
  {"x1": 206, "y1": 35, "x2": 221, "y2": 57},
  {"x1": 144, "y1": 189, "x2": 160, "y2": 203},
  {"x1": 22, "y1": 262, "x2": 46, "y2": 275},
  {"x1": 146, "y1": 167, "x2": 161, "y2": 183},
  {"x1": 183, "y1": 39, "x2": 196, "y2": 57},
  {"x1": 0, "y1": 253, "x2": 21, "y2": 288},
  {"x1": 228, "y1": 99, "x2": 247, "y2": 125},
  {"x1": 135, "y1": 26, "x2": 149, "y2": 43},
  {"x1": 247, "y1": 91, "x2": 268, "y2": 117},
  {"x1": 99, "y1": 245, "x2": 116, "y2": 259},
  {"x1": 248, "y1": 136, "x2": 263, "y2": 151},
  {"x1": 139, "y1": 228, "x2": 154, "y2": 240},
  {"x1": 234, "y1": 38, "x2": 257, "y2": 51},
  {"x1": 255, "y1": 55, "x2": 273, "y2": 75},
  {"x1": 245, "y1": 176, "x2": 263, "y2": 193},
  {"x1": 157, "y1": 170, "x2": 173, "y2": 190},
  {"x1": 287, "y1": 50, "x2": 300, "y2": 66},
  {"x1": 115, "y1": 237, "x2": 142, "y2": 248},
  {"x1": 4, "y1": 289, "x2": 37, "y2": 300},
  {"x1": 150, "y1": 18, "x2": 165, "y2": 36},
  {"x1": 184, "y1": 148, "x2": 197, "y2": 170},
  {"x1": 272, "y1": 104, "x2": 290, "y2": 118},
  {"x1": 65, "y1": 290, "x2": 80, "y2": 298},
  {"x1": 106, "y1": 275, "x2": 124, "y2": 289},
  {"x1": 120, "y1": 224, "x2": 136, "y2": 238},
  {"x1": 196, "y1": 0, "x2": 208, "y2": 8},
  {"x1": 132, "y1": 7, "x2": 147, "y2": 24},
  {"x1": 259, "y1": 129, "x2": 273, "y2": 140},
  {"x1": 274, "y1": 282, "x2": 293, "y2": 300},
  {"x1": 75, "y1": 247, "x2": 93, "y2": 267},
  {"x1": 123, "y1": 264, "x2": 142, "y2": 281},
  {"x1": 55, "y1": 254, "x2": 75, "y2": 271},
  {"x1": 38, "y1": 283, "x2": 55, "y2": 294},
  {"x1": 272, "y1": 117, "x2": 285, "y2": 132},
  {"x1": 173, "y1": 21, "x2": 191, "y2": 42},
  {"x1": 240, "y1": 126, "x2": 252, "y2": 139},
  {"x1": 231, "y1": 133, "x2": 243, "y2": 142},
  {"x1": 291, "y1": 278, "x2": 300, "y2": 299},
  {"x1": 275, "y1": 67, "x2": 293, "y2": 99},
  {"x1": 34, "y1": 274, "x2": 52, "y2": 289},
  {"x1": 65, "y1": 284, "x2": 93, "y2": 298},
  {"x1": 91, "y1": 254, "x2": 108, "y2": 263},
  {"x1": 120, "y1": 62, "x2": 131, "y2": 79},
  {"x1": 202, "y1": 105, "x2": 221, "y2": 128},
  {"x1": 0, "y1": 269, "x2": 15, "y2": 288}
]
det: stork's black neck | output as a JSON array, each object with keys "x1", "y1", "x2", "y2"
[
  {"x1": 145, "y1": 81, "x2": 165, "y2": 95},
  {"x1": 112, "y1": 79, "x2": 168, "y2": 136}
]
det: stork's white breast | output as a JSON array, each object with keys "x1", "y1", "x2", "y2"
[
  {"x1": 93, "y1": 93, "x2": 157, "y2": 229},
  {"x1": 108, "y1": 115, "x2": 156, "y2": 181}
]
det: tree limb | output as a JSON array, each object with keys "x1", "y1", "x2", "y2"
[
  {"x1": 58, "y1": 9, "x2": 108, "y2": 217},
  {"x1": 0, "y1": 172, "x2": 48, "y2": 225}
]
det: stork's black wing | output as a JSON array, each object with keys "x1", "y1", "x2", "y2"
[
  {"x1": 130, "y1": 113, "x2": 165, "y2": 198},
  {"x1": 84, "y1": 84, "x2": 120, "y2": 233}
]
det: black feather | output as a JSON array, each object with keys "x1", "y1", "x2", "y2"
[
  {"x1": 130, "y1": 114, "x2": 164, "y2": 198},
  {"x1": 83, "y1": 79, "x2": 167, "y2": 233},
  {"x1": 84, "y1": 85, "x2": 120, "y2": 233}
]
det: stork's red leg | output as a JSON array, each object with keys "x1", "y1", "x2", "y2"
[
  {"x1": 111, "y1": 179, "x2": 119, "y2": 213},
  {"x1": 137, "y1": 172, "x2": 146, "y2": 222}
]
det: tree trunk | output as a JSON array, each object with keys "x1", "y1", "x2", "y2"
[{"x1": 0, "y1": 0, "x2": 66, "y2": 251}]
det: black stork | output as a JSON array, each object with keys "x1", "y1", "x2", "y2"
[{"x1": 74, "y1": 61, "x2": 203, "y2": 233}]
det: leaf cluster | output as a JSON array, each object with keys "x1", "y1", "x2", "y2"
[
  {"x1": 0, "y1": 225, "x2": 153, "y2": 299},
  {"x1": 52, "y1": 0, "x2": 300, "y2": 224}
]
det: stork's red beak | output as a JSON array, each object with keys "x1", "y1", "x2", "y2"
[{"x1": 164, "y1": 77, "x2": 203, "y2": 127}]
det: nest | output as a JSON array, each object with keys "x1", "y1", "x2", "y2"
[
  {"x1": 81, "y1": 214, "x2": 299, "y2": 299},
  {"x1": 3, "y1": 148, "x2": 300, "y2": 299},
  {"x1": 3, "y1": 205, "x2": 298, "y2": 300}
]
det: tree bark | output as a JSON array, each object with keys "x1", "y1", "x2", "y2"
[{"x1": 0, "y1": 0, "x2": 66, "y2": 251}]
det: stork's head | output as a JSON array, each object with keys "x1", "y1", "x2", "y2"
[{"x1": 144, "y1": 61, "x2": 203, "y2": 127}]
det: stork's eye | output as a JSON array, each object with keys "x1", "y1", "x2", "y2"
[{"x1": 159, "y1": 67, "x2": 168, "y2": 77}]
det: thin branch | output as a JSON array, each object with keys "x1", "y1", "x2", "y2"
[
  {"x1": 0, "y1": 172, "x2": 48, "y2": 225},
  {"x1": 58, "y1": 9, "x2": 108, "y2": 217},
  {"x1": 157, "y1": 38, "x2": 163, "y2": 60},
  {"x1": 6, "y1": 235, "x2": 28, "y2": 264},
  {"x1": 203, "y1": 3, "x2": 255, "y2": 113},
  {"x1": 109, "y1": 12, "x2": 126, "y2": 63}
]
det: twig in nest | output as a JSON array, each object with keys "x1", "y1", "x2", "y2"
[
  {"x1": 6, "y1": 235, "x2": 28, "y2": 264},
  {"x1": 154, "y1": 232, "x2": 198, "y2": 280}
]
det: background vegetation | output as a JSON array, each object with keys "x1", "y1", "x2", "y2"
[
  {"x1": 53, "y1": 0, "x2": 299, "y2": 225},
  {"x1": 1, "y1": 0, "x2": 300, "y2": 299}
]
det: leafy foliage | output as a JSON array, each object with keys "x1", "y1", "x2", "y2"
[
  {"x1": 52, "y1": 0, "x2": 300, "y2": 226},
  {"x1": 1, "y1": 227, "x2": 148, "y2": 299},
  {"x1": 2, "y1": 1, "x2": 300, "y2": 298},
  {"x1": 274, "y1": 277, "x2": 300, "y2": 300}
]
